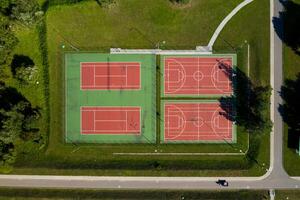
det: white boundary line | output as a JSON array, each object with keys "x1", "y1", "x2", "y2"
[
  {"x1": 165, "y1": 57, "x2": 232, "y2": 94},
  {"x1": 80, "y1": 106, "x2": 142, "y2": 136},
  {"x1": 80, "y1": 62, "x2": 142, "y2": 91},
  {"x1": 164, "y1": 102, "x2": 233, "y2": 142},
  {"x1": 161, "y1": 54, "x2": 236, "y2": 97}
]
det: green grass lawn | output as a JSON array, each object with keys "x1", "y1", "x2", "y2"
[
  {"x1": 276, "y1": 190, "x2": 300, "y2": 200},
  {"x1": 282, "y1": 0, "x2": 300, "y2": 175},
  {"x1": 0, "y1": 188, "x2": 269, "y2": 200},
  {"x1": 10, "y1": 0, "x2": 271, "y2": 176},
  {"x1": 283, "y1": 45, "x2": 300, "y2": 176}
]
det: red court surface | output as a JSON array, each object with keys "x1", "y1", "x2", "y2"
[
  {"x1": 164, "y1": 102, "x2": 233, "y2": 142},
  {"x1": 81, "y1": 62, "x2": 140, "y2": 90},
  {"x1": 81, "y1": 107, "x2": 141, "y2": 135},
  {"x1": 164, "y1": 57, "x2": 233, "y2": 95}
]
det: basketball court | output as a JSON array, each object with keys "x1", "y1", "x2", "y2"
[
  {"x1": 162, "y1": 55, "x2": 235, "y2": 97},
  {"x1": 161, "y1": 101, "x2": 235, "y2": 143}
]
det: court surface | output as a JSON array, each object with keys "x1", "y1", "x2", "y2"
[
  {"x1": 162, "y1": 55, "x2": 235, "y2": 97},
  {"x1": 81, "y1": 106, "x2": 141, "y2": 135},
  {"x1": 162, "y1": 101, "x2": 235, "y2": 143},
  {"x1": 65, "y1": 53, "x2": 156, "y2": 143},
  {"x1": 81, "y1": 62, "x2": 140, "y2": 90}
]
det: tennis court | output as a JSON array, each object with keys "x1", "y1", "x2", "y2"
[
  {"x1": 162, "y1": 55, "x2": 236, "y2": 97},
  {"x1": 161, "y1": 101, "x2": 236, "y2": 143},
  {"x1": 81, "y1": 106, "x2": 141, "y2": 135},
  {"x1": 81, "y1": 62, "x2": 141, "y2": 90}
]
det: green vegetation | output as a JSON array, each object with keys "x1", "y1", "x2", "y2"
[
  {"x1": 0, "y1": 0, "x2": 271, "y2": 176},
  {"x1": 169, "y1": 0, "x2": 190, "y2": 5},
  {"x1": 0, "y1": 188, "x2": 269, "y2": 200},
  {"x1": 281, "y1": 0, "x2": 300, "y2": 176},
  {"x1": 0, "y1": 0, "x2": 41, "y2": 25},
  {"x1": 276, "y1": 190, "x2": 300, "y2": 200},
  {"x1": 0, "y1": 0, "x2": 46, "y2": 172},
  {"x1": 0, "y1": 15, "x2": 18, "y2": 65}
]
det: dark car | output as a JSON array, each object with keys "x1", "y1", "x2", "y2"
[{"x1": 216, "y1": 179, "x2": 229, "y2": 187}]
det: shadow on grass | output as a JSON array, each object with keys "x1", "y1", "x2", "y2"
[
  {"x1": 279, "y1": 73, "x2": 300, "y2": 150},
  {"x1": 219, "y1": 67, "x2": 271, "y2": 134},
  {"x1": 10, "y1": 54, "x2": 35, "y2": 76},
  {"x1": 218, "y1": 65, "x2": 272, "y2": 166},
  {"x1": 273, "y1": 0, "x2": 300, "y2": 55},
  {"x1": 0, "y1": 81, "x2": 27, "y2": 111}
]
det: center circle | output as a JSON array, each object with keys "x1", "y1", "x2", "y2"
[
  {"x1": 193, "y1": 117, "x2": 204, "y2": 127},
  {"x1": 193, "y1": 71, "x2": 204, "y2": 81}
]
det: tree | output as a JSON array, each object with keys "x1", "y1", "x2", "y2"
[
  {"x1": 0, "y1": 0, "x2": 10, "y2": 13},
  {"x1": 10, "y1": 54, "x2": 36, "y2": 83},
  {"x1": 273, "y1": 1, "x2": 300, "y2": 55},
  {"x1": 0, "y1": 0, "x2": 41, "y2": 25},
  {"x1": 219, "y1": 68, "x2": 272, "y2": 135},
  {"x1": 0, "y1": 82, "x2": 40, "y2": 167},
  {"x1": 0, "y1": 14, "x2": 18, "y2": 65},
  {"x1": 10, "y1": 0, "x2": 40, "y2": 25}
]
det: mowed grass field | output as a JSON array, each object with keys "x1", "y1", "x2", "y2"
[
  {"x1": 282, "y1": 0, "x2": 300, "y2": 175},
  {"x1": 283, "y1": 44, "x2": 300, "y2": 176},
  {"x1": 12, "y1": 0, "x2": 271, "y2": 176},
  {"x1": 0, "y1": 188, "x2": 269, "y2": 200},
  {"x1": 276, "y1": 190, "x2": 300, "y2": 200}
]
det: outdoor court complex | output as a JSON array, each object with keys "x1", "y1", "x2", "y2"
[{"x1": 64, "y1": 53, "x2": 236, "y2": 144}]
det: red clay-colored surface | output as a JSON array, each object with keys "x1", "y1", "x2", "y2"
[
  {"x1": 164, "y1": 102, "x2": 233, "y2": 142},
  {"x1": 81, "y1": 62, "x2": 140, "y2": 90},
  {"x1": 164, "y1": 57, "x2": 233, "y2": 95},
  {"x1": 81, "y1": 107, "x2": 141, "y2": 135}
]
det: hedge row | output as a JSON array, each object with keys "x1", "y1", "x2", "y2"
[{"x1": 36, "y1": 19, "x2": 50, "y2": 149}]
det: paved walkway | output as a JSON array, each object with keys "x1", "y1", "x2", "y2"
[{"x1": 208, "y1": 0, "x2": 254, "y2": 48}]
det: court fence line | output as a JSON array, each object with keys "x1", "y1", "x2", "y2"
[{"x1": 110, "y1": 48, "x2": 212, "y2": 55}]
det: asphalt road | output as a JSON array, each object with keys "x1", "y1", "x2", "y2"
[{"x1": 0, "y1": 0, "x2": 299, "y2": 190}]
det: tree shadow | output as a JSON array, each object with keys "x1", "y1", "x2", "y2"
[
  {"x1": 10, "y1": 54, "x2": 34, "y2": 76},
  {"x1": 273, "y1": 0, "x2": 300, "y2": 55},
  {"x1": 0, "y1": 81, "x2": 27, "y2": 111},
  {"x1": 219, "y1": 68, "x2": 272, "y2": 134},
  {"x1": 279, "y1": 73, "x2": 300, "y2": 150}
]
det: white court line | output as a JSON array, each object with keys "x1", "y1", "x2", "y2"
[
  {"x1": 125, "y1": 111, "x2": 128, "y2": 132},
  {"x1": 93, "y1": 65, "x2": 96, "y2": 87},
  {"x1": 165, "y1": 104, "x2": 232, "y2": 141},
  {"x1": 93, "y1": 110, "x2": 95, "y2": 132},
  {"x1": 80, "y1": 62, "x2": 141, "y2": 90},
  {"x1": 164, "y1": 58, "x2": 186, "y2": 94},
  {"x1": 80, "y1": 107, "x2": 141, "y2": 135},
  {"x1": 165, "y1": 58, "x2": 232, "y2": 94}
]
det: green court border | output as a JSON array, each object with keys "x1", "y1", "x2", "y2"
[
  {"x1": 64, "y1": 52, "x2": 156, "y2": 143},
  {"x1": 160, "y1": 54, "x2": 237, "y2": 98},
  {"x1": 160, "y1": 99, "x2": 237, "y2": 144}
]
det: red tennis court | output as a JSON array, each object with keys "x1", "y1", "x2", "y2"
[
  {"x1": 81, "y1": 106, "x2": 141, "y2": 135},
  {"x1": 164, "y1": 102, "x2": 233, "y2": 142},
  {"x1": 81, "y1": 62, "x2": 140, "y2": 90},
  {"x1": 164, "y1": 57, "x2": 233, "y2": 95}
]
